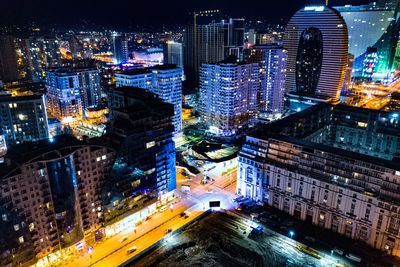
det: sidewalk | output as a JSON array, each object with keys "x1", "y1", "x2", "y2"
[{"x1": 62, "y1": 199, "x2": 195, "y2": 267}]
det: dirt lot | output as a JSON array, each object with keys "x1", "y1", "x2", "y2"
[{"x1": 132, "y1": 212, "x2": 335, "y2": 267}]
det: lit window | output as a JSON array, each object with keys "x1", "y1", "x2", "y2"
[
  {"x1": 14, "y1": 224, "x2": 19, "y2": 231},
  {"x1": 18, "y1": 236, "x2": 24, "y2": 244}
]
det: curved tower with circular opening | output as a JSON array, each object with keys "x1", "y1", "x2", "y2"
[{"x1": 283, "y1": 6, "x2": 348, "y2": 101}]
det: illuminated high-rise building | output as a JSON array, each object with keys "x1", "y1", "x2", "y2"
[
  {"x1": 244, "y1": 44, "x2": 287, "y2": 116},
  {"x1": 75, "y1": 67, "x2": 102, "y2": 112},
  {"x1": 107, "y1": 86, "x2": 177, "y2": 196},
  {"x1": 163, "y1": 40, "x2": 183, "y2": 69},
  {"x1": 222, "y1": 18, "x2": 245, "y2": 60},
  {"x1": 0, "y1": 36, "x2": 20, "y2": 81},
  {"x1": 69, "y1": 35, "x2": 83, "y2": 58},
  {"x1": 0, "y1": 93, "x2": 49, "y2": 148},
  {"x1": 18, "y1": 37, "x2": 61, "y2": 81},
  {"x1": 45, "y1": 69, "x2": 83, "y2": 121},
  {"x1": 283, "y1": 6, "x2": 348, "y2": 112},
  {"x1": 45, "y1": 67, "x2": 102, "y2": 120},
  {"x1": 0, "y1": 135, "x2": 114, "y2": 259},
  {"x1": 199, "y1": 59, "x2": 260, "y2": 136},
  {"x1": 115, "y1": 65, "x2": 183, "y2": 137},
  {"x1": 334, "y1": 0, "x2": 400, "y2": 80},
  {"x1": 112, "y1": 33, "x2": 128, "y2": 64},
  {"x1": 183, "y1": 10, "x2": 224, "y2": 86}
]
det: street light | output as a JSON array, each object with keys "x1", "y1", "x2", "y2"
[{"x1": 289, "y1": 230, "x2": 295, "y2": 239}]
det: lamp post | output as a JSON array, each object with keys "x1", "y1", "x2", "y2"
[{"x1": 289, "y1": 230, "x2": 295, "y2": 239}]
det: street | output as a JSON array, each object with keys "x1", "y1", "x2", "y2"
[{"x1": 61, "y1": 197, "x2": 199, "y2": 267}]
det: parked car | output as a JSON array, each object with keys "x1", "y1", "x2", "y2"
[
  {"x1": 332, "y1": 247, "x2": 344, "y2": 256},
  {"x1": 166, "y1": 228, "x2": 172, "y2": 234},
  {"x1": 346, "y1": 254, "x2": 361, "y2": 263},
  {"x1": 159, "y1": 206, "x2": 168, "y2": 212}
]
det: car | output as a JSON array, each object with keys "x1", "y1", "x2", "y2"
[
  {"x1": 179, "y1": 212, "x2": 186, "y2": 218},
  {"x1": 206, "y1": 189, "x2": 213, "y2": 193},
  {"x1": 333, "y1": 247, "x2": 344, "y2": 256},
  {"x1": 346, "y1": 254, "x2": 361, "y2": 263},
  {"x1": 260, "y1": 217, "x2": 268, "y2": 223},
  {"x1": 119, "y1": 236, "x2": 128, "y2": 243},
  {"x1": 159, "y1": 206, "x2": 168, "y2": 212},
  {"x1": 127, "y1": 246, "x2": 137, "y2": 254},
  {"x1": 166, "y1": 228, "x2": 172, "y2": 234},
  {"x1": 236, "y1": 207, "x2": 242, "y2": 211}
]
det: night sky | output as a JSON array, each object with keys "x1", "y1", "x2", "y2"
[{"x1": 1, "y1": 0, "x2": 372, "y2": 28}]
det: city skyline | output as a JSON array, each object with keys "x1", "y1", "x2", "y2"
[
  {"x1": 1, "y1": 0, "x2": 371, "y2": 28},
  {"x1": 0, "y1": 0, "x2": 400, "y2": 266}
]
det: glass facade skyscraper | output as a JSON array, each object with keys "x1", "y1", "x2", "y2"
[
  {"x1": 112, "y1": 33, "x2": 128, "y2": 64},
  {"x1": 334, "y1": 0, "x2": 400, "y2": 80}
]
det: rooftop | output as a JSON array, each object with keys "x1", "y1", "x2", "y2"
[
  {"x1": 0, "y1": 94, "x2": 44, "y2": 103},
  {"x1": 249, "y1": 103, "x2": 400, "y2": 171},
  {"x1": 115, "y1": 64, "x2": 180, "y2": 76},
  {"x1": 0, "y1": 135, "x2": 110, "y2": 178}
]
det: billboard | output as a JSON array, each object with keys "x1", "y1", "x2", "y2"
[{"x1": 209, "y1": 201, "x2": 220, "y2": 208}]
